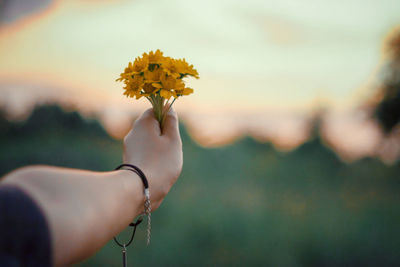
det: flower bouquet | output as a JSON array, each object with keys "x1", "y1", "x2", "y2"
[{"x1": 117, "y1": 50, "x2": 199, "y2": 129}]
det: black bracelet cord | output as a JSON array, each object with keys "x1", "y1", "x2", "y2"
[
  {"x1": 113, "y1": 164, "x2": 149, "y2": 248},
  {"x1": 115, "y1": 164, "x2": 149, "y2": 189}
]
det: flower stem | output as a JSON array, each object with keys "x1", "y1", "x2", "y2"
[{"x1": 147, "y1": 95, "x2": 177, "y2": 132}]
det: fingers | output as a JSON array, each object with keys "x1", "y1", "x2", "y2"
[
  {"x1": 162, "y1": 108, "x2": 180, "y2": 140},
  {"x1": 133, "y1": 108, "x2": 161, "y2": 136},
  {"x1": 130, "y1": 107, "x2": 180, "y2": 140}
]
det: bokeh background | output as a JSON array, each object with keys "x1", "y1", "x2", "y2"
[{"x1": 1, "y1": 0, "x2": 400, "y2": 266}]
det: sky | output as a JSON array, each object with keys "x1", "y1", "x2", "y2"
[{"x1": 0, "y1": 0, "x2": 399, "y2": 159}]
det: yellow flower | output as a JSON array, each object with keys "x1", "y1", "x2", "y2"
[
  {"x1": 160, "y1": 89, "x2": 173, "y2": 99},
  {"x1": 141, "y1": 83, "x2": 158, "y2": 96},
  {"x1": 159, "y1": 75, "x2": 184, "y2": 99},
  {"x1": 123, "y1": 75, "x2": 144, "y2": 99},
  {"x1": 161, "y1": 57, "x2": 181, "y2": 78},
  {"x1": 143, "y1": 67, "x2": 164, "y2": 83},
  {"x1": 175, "y1": 87, "x2": 194, "y2": 97},
  {"x1": 175, "y1": 59, "x2": 199, "y2": 78},
  {"x1": 132, "y1": 56, "x2": 148, "y2": 73},
  {"x1": 152, "y1": 82, "x2": 163, "y2": 89},
  {"x1": 159, "y1": 76, "x2": 174, "y2": 99},
  {"x1": 160, "y1": 74, "x2": 178, "y2": 90},
  {"x1": 143, "y1": 49, "x2": 164, "y2": 64},
  {"x1": 132, "y1": 75, "x2": 144, "y2": 89},
  {"x1": 116, "y1": 57, "x2": 148, "y2": 82}
]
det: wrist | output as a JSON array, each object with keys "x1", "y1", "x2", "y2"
[
  {"x1": 112, "y1": 170, "x2": 145, "y2": 217},
  {"x1": 112, "y1": 164, "x2": 152, "y2": 245}
]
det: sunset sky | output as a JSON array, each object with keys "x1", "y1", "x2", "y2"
[{"x1": 0, "y1": 0, "x2": 399, "y2": 159}]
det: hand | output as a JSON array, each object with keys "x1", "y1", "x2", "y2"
[{"x1": 123, "y1": 108, "x2": 183, "y2": 211}]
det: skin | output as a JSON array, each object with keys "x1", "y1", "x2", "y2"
[{"x1": 1, "y1": 108, "x2": 183, "y2": 267}]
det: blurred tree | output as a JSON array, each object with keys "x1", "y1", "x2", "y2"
[
  {"x1": 0, "y1": 105, "x2": 116, "y2": 175},
  {"x1": 15, "y1": 105, "x2": 108, "y2": 137},
  {"x1": 0, "y1": 107, "x2": 11, "y2": 136},
  {"x1": 373, "y1": 29, "x2": 400, "y2": 134}
]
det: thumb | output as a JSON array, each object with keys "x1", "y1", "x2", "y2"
[
  {"x1": 162, "y1": 108, "x2": 180, "y2": 140},
  {"x1": 134, "y1": 108, "x2": 161, "y2": 135}
]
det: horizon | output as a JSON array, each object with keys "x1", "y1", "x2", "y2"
[{"x1": 0, "y1": 102, "x2": 386, "y2": 163}]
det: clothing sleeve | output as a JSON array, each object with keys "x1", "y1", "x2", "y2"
[{"x1": 0, "y1": 185, "x2": 52, "y2": 267}]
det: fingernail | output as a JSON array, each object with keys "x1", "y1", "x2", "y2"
[{"x1": 169, "y1": 108, "x2": 177, "y2": 115}]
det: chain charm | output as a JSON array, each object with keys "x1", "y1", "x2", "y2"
[
  {"x1": 113, "y1": 163, "x2": 152, "y2": 266},
  {"x1": 122, "y1": 245, "x2": 127, "y2": 267},
  {"x1": 144, "y1": 188, "x2": 152, "y2": 245}
]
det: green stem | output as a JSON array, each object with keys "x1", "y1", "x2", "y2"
[
  {"x1": 168, "y1": 98, "x2": 176, "y2": 112},
  {"x1": 148, "y1": 94, "x2": 177, "y2": 132}
]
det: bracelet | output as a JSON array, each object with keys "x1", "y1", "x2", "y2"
[
  {"x1": 114, "y1": 164, "x2": 152, "y2": 246},
  {"x1": 116, "y1": 164, "x2": 149, "y2": 189}
]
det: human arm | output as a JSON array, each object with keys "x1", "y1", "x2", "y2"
[{"x1": 0, "y1": 108, "x2": 182, "y2": 266}]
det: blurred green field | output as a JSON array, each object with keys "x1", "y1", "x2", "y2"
[{"x1": 1, "y1": 105, "x2": 399, "y2": 266}]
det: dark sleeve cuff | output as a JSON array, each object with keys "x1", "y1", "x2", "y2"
[{"x1": 0, "y1": 185, "x2": 52, "y2": 267}]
